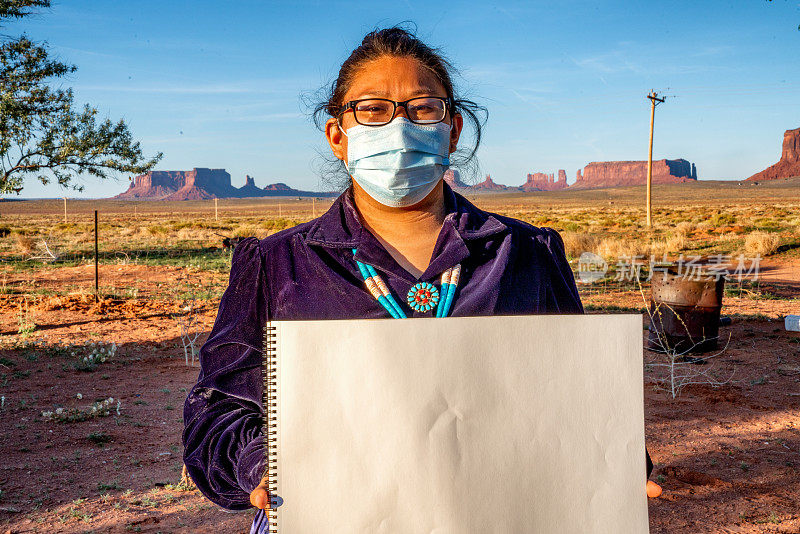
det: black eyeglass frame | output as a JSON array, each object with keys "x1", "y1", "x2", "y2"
[{"x1": 336, "y1": 96, "x2": 455, "y2": 127}]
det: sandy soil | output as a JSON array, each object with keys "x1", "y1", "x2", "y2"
[{"x1": 0, "y1": 264, "x2": 798, "y2": 533}]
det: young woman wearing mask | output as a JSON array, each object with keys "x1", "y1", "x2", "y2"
[{"x1": 183, "y1": 26, "x2": 658, "y2": 534}]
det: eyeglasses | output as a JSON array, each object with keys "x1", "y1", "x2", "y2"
[{"x1": 337, "y1": 96, "x2": 452, "y2": 127}]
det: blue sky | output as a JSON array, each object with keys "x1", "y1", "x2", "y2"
[{"x1": 6, "y1": 0, "x2": 800, "y2": 198}]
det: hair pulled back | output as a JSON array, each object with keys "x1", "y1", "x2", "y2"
[{"x1": 309, "y1": 24, "x2": 487, "y2": 186}]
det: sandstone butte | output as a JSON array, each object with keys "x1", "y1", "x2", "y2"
[
  {"x1": 746, "y1": 127, "x2": 800, "y2": 182},
  {"x1": 570, "y1": 159, "x2": 697, "y2": 189},
  {"x1": 113, "y1": 168, "x2": 330, "y2": 200},
  {"x1": 471, "y1": 175, "x2": 510, "y2": 191},
  {"x1": 445, "y1": 159, "x2": 697, "y2": 192},
  {"x1": 521, "y1": 169, "x2": 568, "y2": 191}
]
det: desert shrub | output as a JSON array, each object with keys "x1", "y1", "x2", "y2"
[
  {"x1": 168, "y1": 221, "x2": 195, "y2": 231},
  {"x1": 674, "y1": 221, "x2": 695, "y2": 237},
  {"x1": 648, "y1": 234, "x2": 689, "y2": 256},
  {"x1": 560, "y1": 232, "x2": 599, "y2": 258},
  {"x1": 232, "y1": 224, "x2": 261, "y2": 238},
  {"x1": 711, "y1": 212, "x2": 736, "y2": 226},
  {"x1": 14, "y1": 233, "x2": 34, "y2": 254},
  {"x1": 176, "y1": 227, "x2": 205, "y2": 240},
  {"x1": 260, "y1": 218, "x2": 296, "y2": 231},
  {"x1": 147, "y1": 225, "x2": 168, "y2": 236},
  {"x1": 596, "y1": 237, "x2": 647, "y2": 261},
  {"x1": 41, "y1": 397, "x2": 118, "y2": 423},
  {"x1": 744, "y1": 231, "x2": 781, "y2": 257}
]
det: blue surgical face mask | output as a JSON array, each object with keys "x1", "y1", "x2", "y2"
[{"x1": 341, "y1": 117, "x2": 451, "y2": 208}]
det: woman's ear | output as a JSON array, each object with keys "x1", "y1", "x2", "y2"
[
  {"x1": 449, "y1": 113, "x2": 463, "y2": 154},
  {"x1": 325, "y1": 118, "x2": 347, "y2": 163}
]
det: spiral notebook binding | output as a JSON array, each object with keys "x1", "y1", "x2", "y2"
[{"x1": 262, "y1": 320, "x2": 279, "y2": 533}]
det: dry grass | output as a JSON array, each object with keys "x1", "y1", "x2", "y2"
[
  {"x1": 596, "y1": 237, "x2": 647, "y2": 261},
  {"x1": 674, "y1": 221, "x2": 695, "y2": 237},
  {"x1": 744, "y1": 231, "x2": 782, "y2": 257},
  {"x1": 14, "y1": 233, "x2": 34, "y2": 254},
  {"x1": 560, "y1": 232, "x2": 599, "y2": 258}
]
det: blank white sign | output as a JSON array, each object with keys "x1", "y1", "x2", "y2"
[{"x1": 268, "y1": 314, "x2": 648, "y2": 533}]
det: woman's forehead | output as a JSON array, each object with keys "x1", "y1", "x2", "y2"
[{"x1": 343, "y1": 55, "x2": 447, "y2": 101}]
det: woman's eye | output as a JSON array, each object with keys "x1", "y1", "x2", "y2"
[{"x1": 355, "y1": 102, "x2": 391, "y2": 114}]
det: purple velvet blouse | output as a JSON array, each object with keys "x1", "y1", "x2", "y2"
[{"x1": 182, "y1": 181, "x2": 651, "y2": 515}]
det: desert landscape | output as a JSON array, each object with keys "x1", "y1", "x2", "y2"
[
  {"x1": 1, "y1": 173, "x2": 799, "y2": 532},
  {"x1": 3, "y1": 1, "x2": 800, "y2": 532}
]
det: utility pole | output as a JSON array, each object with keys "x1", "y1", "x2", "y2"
[
  {"x1": 646, "y1": 91, "x2": 666, "y2": 228},
  {"x1": 214, "y1": 198, "x2": 218, "y2": 221}
]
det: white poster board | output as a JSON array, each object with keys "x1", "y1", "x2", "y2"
[{"x1": 265, "y1": 314, "x2": 648, "y2": 533}]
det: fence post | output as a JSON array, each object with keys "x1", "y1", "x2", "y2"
[{"x1": 94, "y1": 210, "x2": 99, "y2": 303}]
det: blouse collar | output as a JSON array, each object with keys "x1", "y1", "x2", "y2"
[{"x1": 304, "y1": 180, "x2": 508, "y2": 282}]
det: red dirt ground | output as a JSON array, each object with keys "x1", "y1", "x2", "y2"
[{"x1": 0, "y1": 264, "x2": 798, "y2": 533}]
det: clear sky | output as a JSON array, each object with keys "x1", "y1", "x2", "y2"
[{"x1": 6, "y1": 0, "x2": 800, "y2": 198}]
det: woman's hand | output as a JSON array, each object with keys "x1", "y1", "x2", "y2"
[
  {"x1": 646, "y1": 480, "x2": 662, "y2": 498},
  {"x1": 250, "y1": 475, "x2": 271, "y2": 509}
]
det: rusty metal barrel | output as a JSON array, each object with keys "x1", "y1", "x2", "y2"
[{"x1": 647, "y1": 268, "x2": 726, "y2": 353}]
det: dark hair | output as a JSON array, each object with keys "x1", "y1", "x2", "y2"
[{"x1": 308, "y1": 24, "x2": 487, "y2": 187}]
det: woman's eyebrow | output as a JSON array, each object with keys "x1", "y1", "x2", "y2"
[{"x1": 351, "y1": 87, "x2": 442, "y2": 99}]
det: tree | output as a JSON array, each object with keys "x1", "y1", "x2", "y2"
[{"x1": 0, "y1": 0, "x2": 161, "y2": 195}]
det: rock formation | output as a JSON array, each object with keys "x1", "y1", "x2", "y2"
[
  {"x1": 570, "y1": 159, "x2": 697, "y2": 189},
  {"x1": 442, "y1": 169, "x2": 471, "y2": 189},
  {"x1": 471, "y1": 175, "x2": 509, "y2": 191},
  {"x1": 521, "y1": 170, "x2": 568, "y2": 191},
  {"x1": 114, "y1": 168, "x2": 331, "y2": 200},
  {"x1": 746, "y1": 127, "x2": 800, "y2": 182},
  {"x1": 114, "y1": 170, "x2": 185, "y2": 200}
]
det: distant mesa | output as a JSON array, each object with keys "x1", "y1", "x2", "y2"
[
  {"x1": 521, "y1": 170, "x2": 568, "y2": 191},
  {"x1": 571, "y1": 159, "x2": 697, "y2": 189},
  {"x1": 113, "y1": 168, "x2": 333, "y2": 200},
  {"x1": 472, "y1": 175, "x2": 510, "y2": 191},
  {"x1": 746, "y1": 127, "x2": 800, "y2": 182},
  {"x1": 443, "y1": 169, "x2": 472, "y2": 189},
  {"x1": 444, "y1": 170, "x2": 512, "y2": 191},
  {"x1": 445, "y1": 159, "x2": 696, "y2": 193},
  {"x1": 444, "y1": 169, "x2": 566, "y2": 192}
]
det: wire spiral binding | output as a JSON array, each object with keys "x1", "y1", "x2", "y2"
[{"x1": 262, "y1": 320, "x2": 279, "y2": 533}]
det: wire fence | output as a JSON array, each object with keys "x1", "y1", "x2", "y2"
[{"x1": 0, "y1": 233, "x2": 790, "y2": 308}]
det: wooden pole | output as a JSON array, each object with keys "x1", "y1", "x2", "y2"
[
  {"x1": 214, "y1": 198, "x2": 218, "y2": 221},
  {"x1": 312, "y1": 197, "x2": 316, "y2": 218},
  {"x1": 279, "y1": 203, "x2": 282, "y2": 218},
  {"x1": 94, "y1": 210, "x2": 99, "y2": 303},
  {"x1": 63, "y1": 197, "x2": 67, "y2": 223},
  {"x1": 646, "y1": 91, "x2": 665, "y2": 228}
]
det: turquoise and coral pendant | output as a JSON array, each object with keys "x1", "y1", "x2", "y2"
[{"x1": 406, "y1": 282, "x2": 439, "y2": 312}]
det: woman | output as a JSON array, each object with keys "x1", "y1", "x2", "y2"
[{"x1": 182, "y1": 26, "x2": 656, "y2": 533}]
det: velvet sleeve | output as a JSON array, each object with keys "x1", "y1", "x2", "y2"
[{"x1": 182, "y1": 236, "x2": 269, "y2": 511}]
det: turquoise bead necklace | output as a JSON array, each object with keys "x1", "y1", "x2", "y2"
[{"x1": 352, "y1": 248, "x2": 461, "y2": 318}]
